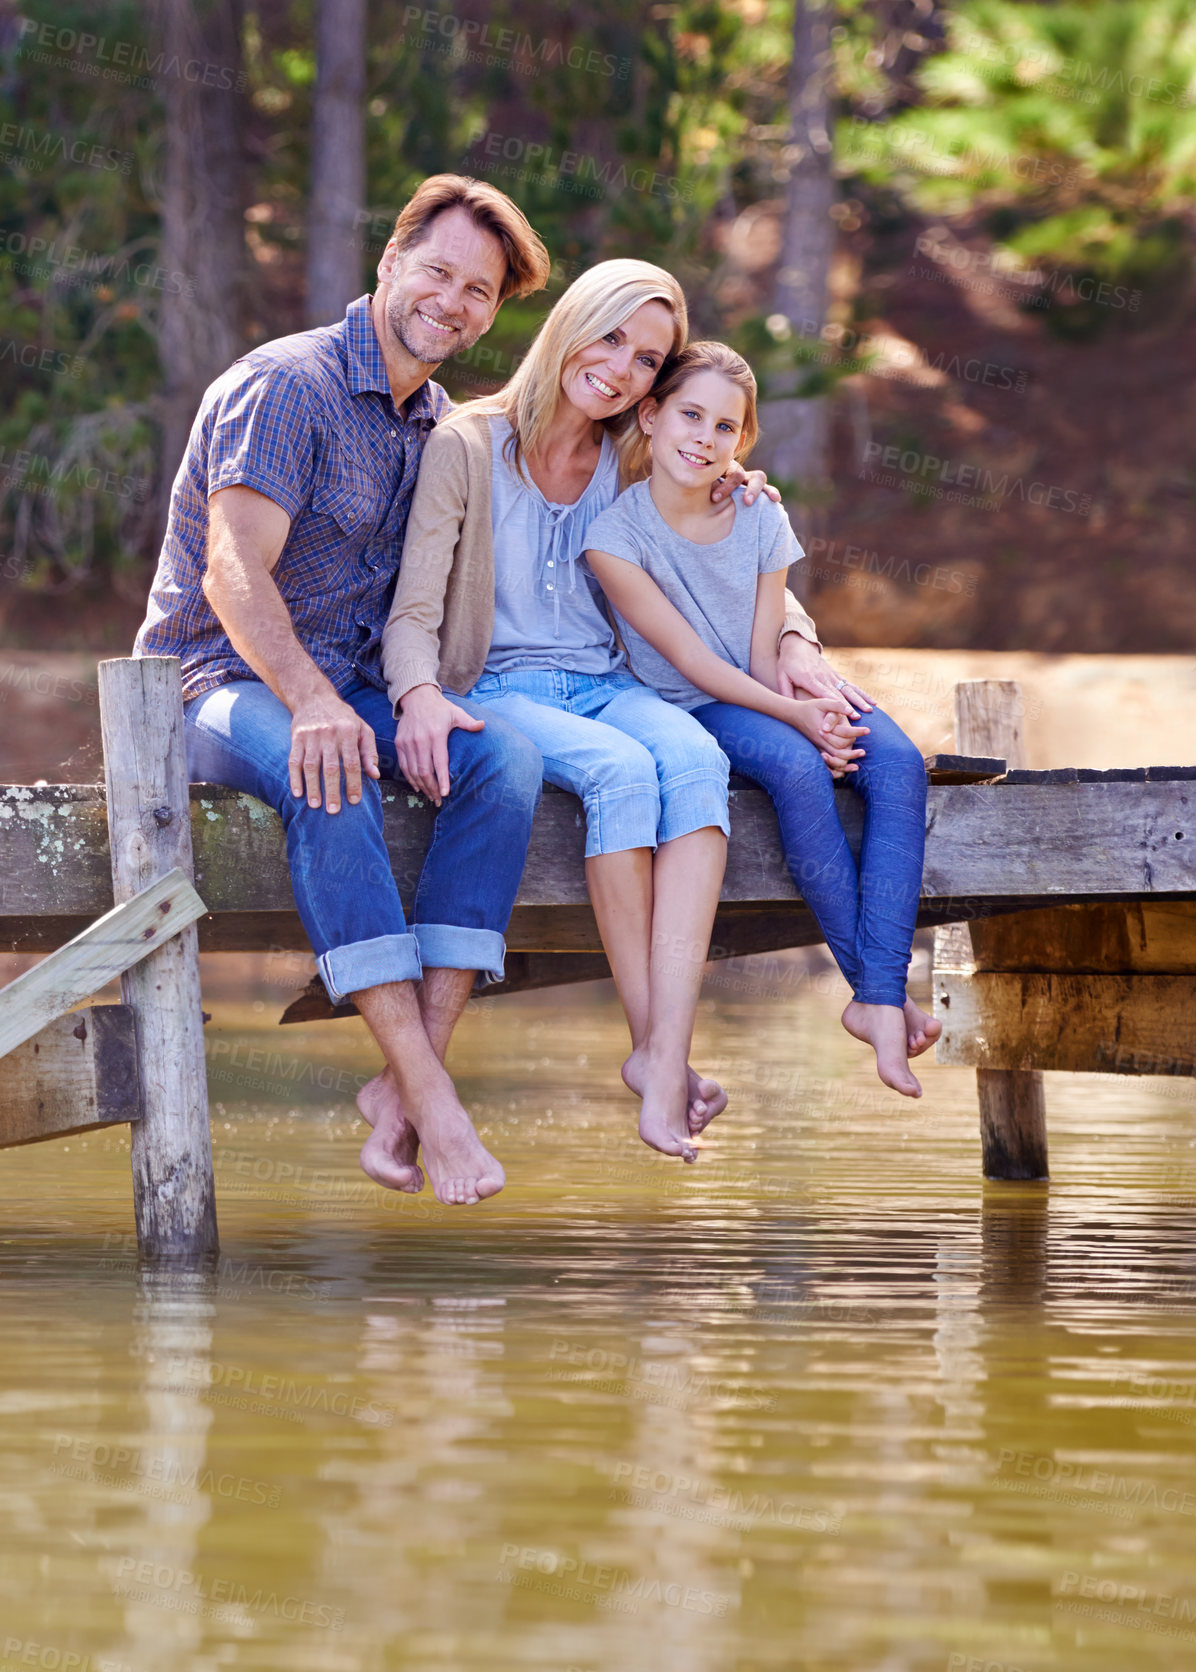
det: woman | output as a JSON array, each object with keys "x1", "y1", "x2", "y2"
[{"x1": 380, "y1": 262, "x2": 850, "y2": 1167}]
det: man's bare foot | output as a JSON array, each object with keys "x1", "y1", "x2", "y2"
[
  {"x1": 357, "y1": 1070, "x2": 424, "y2": 1193},
  {"x1": 904, "y1": 998, "x2": 942, "y2": 1058},
  {"x1": 623, "y1": 1050, "x2": 727, "y2": 1136},
  {"x1": 630, "y1": 1051, "x2": 698, "y2": 1163},
  {"x1": 401, "y1": 1073, "x2": 506, "y2": 1206},
  {"x1": 841, "y1": 1000, "x2": 923, "y2": 1098}
]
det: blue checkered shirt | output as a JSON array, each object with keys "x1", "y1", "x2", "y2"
[{"x1": 135, "y1": 295, "x2": 453, "y2": 700}]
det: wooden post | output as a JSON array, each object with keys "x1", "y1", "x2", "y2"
[
  {"x1": 99, "y1": 657, "x2": 218, "y2": 1258},
  {"x1": 952, "y1": 679, "x2": 1048, "y2": 1181}
]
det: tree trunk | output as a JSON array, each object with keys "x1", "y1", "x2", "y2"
[
  {"x1": 155, "y1": 0, "x2": 248, "y2": 535},
  {"x1": 757, "y1": 0, "x2": 837, "y2": 524},
  {"x1": 306, "y1": 0, "x2": 367, "y2": 327}
]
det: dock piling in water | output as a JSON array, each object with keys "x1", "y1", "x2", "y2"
[
  {"x1": 948, "y1": 680, "x2": 1049, "y2": 1181},
  {"x1": 98, "y1": 656, "x2": 218, "y2": 1260}
]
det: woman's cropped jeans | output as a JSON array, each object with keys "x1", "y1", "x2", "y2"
[
  {"x1": 184, "y1": 678, "x2": 543, "y2": 1004},
  {"x1": 692, "y1": 703, "x2": 926, "y2": 1007},
  {"x1": 466, "y1": 668, "x2": 730, "y2": 856}
]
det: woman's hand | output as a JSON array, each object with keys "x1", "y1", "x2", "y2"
[
  {"x1": 777, "y1": 632, "x2": 875, "y2": 713},
  {"x1": 395, "y1": 684, "x2": 484, "y2": 806},
  {"x1": 711, "y1": 460, "x2": 782, "y2": 506}
]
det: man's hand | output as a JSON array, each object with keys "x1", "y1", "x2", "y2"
[
  {"x1": 288, "y1": 689, "x2": 380, "y2": 814},
  {"x1": 777, "y1": 633, "x2": 875, "y2": 713},
  {"x1": 395, "y1": 683, "x2": 484, "y2": 806},
  {"x1": 712, "y1": 459, "x2": 782, "y2": 507}
]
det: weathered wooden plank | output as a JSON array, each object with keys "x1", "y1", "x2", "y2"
[
  {"x1": 922, "y1": 781, "x2": 1196, "y2": 897},
  {"x1": 934, "y1": 971, "x2": 1196, "y2": 1075},
  {"x1": 0, "y1": 1006, "x2": 141, "y2": 1149},
  {"x1": 924, "y1": 753, "x2": 1006, "y2": 784},
  {"x1": 0, "y1": 867, "x2": 206, "y2": 1058},
  {"x1": 99, "y1": 656, "x2": 218, "y2": 1261},
  {"x1": 0, "y1": 778, "x2": 1192, "y2": 928},
  {"x1": 940, "y1": 901, "x2": 1196, "y2": 974}
]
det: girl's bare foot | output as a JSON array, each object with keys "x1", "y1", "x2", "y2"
[
  {"x1": 623, "y1": 1050, "x2": 727, "y2": 1136},
  {"x1": 903, "y1": 998, "x2": 942, "y2": 1058},
  {"x1": 357, "y1": 1070, "x2": 424, "y2": 1193},
  {"x1": 841, "y1": 1000, "x2": 923, "y2": 1098},
  {"x1": 628, "y1": 1051, "x2": 698, "y2": 1163}
]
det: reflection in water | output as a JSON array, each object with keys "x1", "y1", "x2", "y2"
[
  {"x1": 0, "y1": 982, "x2": 1195, "y2": 1667},
  {"x1": 113, "y1": 1271, "x2": 215, "y2": 1664}
]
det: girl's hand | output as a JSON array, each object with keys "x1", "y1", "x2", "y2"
[
  {"x1": 784, "y1": 696, "x2": 868, "y2": 772},
  {"x1": 711, "y1": 460, "x2": 782, "y2": 506},
  {"x1": 819, "y1": 708, "x2": 869, "y2": 776}
]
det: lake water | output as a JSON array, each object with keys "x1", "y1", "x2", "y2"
[{"x1": 3, "y1": 960, "x2": 1196, "y2": 1671}]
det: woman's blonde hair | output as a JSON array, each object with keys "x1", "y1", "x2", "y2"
[
  {"x1": 628, "y1": 340, "x2": 758, "y2": 481},
  {"x1": 465, "y1": 259, "x2": 688, "y2": 482}
]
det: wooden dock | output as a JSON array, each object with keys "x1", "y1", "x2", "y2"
[{"x1": 0, "y1": 659, "x2": 1193, "y2": 1255}]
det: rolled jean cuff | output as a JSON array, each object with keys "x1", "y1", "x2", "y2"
[
  {"x1": 412, "y1": 923, "x2": 506, "y2": 985},
  {"x1": 657, "y1": 769, "x2": 731, "y2": 846},
  {"x1": 585, "y1": 785, "x2": 662, "y2": 858},
  {"x1": 318, "y1": 932, "x2": 423, "y2": 1005}
]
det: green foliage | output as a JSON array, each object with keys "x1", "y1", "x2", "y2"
[
  {"x1": 0, "y1": 0, "x2": 163, "y2": 586},
  {"x1": 840, "y1": 1, "x2": 1196, "y2": 313}
]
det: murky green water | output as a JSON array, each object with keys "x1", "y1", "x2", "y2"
[{"x1": 3, "y1": 961, "x2": 1196, "y2": 1671}]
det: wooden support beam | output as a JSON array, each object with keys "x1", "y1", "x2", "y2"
[
  {"x1": 956, "y1": 901, "x2": 1196, "y2": 975},
  {"x1": 99, "y1": 656, "x2": 218, "y2": 1261},
  {"x1": 0, "y1": 867, "x2": 205, "y2": 1058},
  {"x1": 940, "y1": 678, "x2": 1049, "y2": 1181},
  {"x1": 934, "y1": 971, "x2": 1196, "y2": 1077},
  {"x1": 978, "y1": 1072, "x2": 1049, "y2": 1182},
  {"x1": 0, "y1": 1006, "x2": 141, "y2": 1149}
]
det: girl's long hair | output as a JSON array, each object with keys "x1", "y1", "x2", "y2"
[
  {"x1": 461, "y1": 259, "x2": 688, "y2": 483},
  {"x1": 626, "y1": 340, "x2": 759, "y2": 482}
]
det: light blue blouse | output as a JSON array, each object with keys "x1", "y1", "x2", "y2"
[{"x1": 483, "y1": 416, "x2": 625, "y2": 677}]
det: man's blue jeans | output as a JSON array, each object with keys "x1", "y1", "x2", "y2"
[
  {"x1": 692, "y1": 703, "x2": 926, "y2": 1007},
  {"x1": 184, "y1": 679, "x2": 543, "y2": 1003}
]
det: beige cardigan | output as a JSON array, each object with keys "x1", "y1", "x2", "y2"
[{"x1": 380, "y1": 408, "x2": 821, "y2": 709}]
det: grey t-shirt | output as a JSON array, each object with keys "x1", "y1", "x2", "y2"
[{"x1": 583, "y1": 480, "x2": 803, "y2": 710}]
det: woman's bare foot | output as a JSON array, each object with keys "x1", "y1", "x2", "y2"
[
  {"x1": 903, "y1": 998, "x2": 942, "y2": 1058},
  {"x1": 629, "y1": 1051, "x2": 698, "y2": 1163},
  {"x1": 841, "y1": 1000, "x2": 923, "y2": 1098},
  {"x1": 623, "y1": 1050, "x2": 727, "y2": 1136},
  {"x1": 357, "y1": 1071, "x2": 424, "y2": 1193}
]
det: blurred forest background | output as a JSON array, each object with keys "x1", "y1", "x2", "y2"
[{"x1": 1, "y1": 0, "x2": 1194, "y2": 658}]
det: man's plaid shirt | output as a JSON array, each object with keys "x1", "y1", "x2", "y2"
[{"x1": 135, "y1": 294, "x2": 453, "y2": 700}]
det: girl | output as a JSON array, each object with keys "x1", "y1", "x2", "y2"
[
  {"x1": 382, "y1": 267, "x2": 850, "y2": 1167},
  {"x1": 584, "y1": 341, "x2": 939, "y2": 1097}
]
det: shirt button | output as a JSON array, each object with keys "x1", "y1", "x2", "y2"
[
  {"x1": 546, "y1": 584, "x2": 554, "y2": 592},
  {"x1": 546, "y1": 560, "x2": 554, "y2": 568},
  {"x1": 390, "y1": 429, "x2": 397, "y2": 438}
]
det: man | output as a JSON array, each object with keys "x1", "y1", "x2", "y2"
[{"x1": 136, "y1": 175, "x2": 552, "y2": 1207}]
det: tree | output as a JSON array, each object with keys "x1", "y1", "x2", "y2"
[
  {"x1": 154, "y1": 0, "x2": 248, "y2": 526},
  {"x1": 756, "y1": 0, "x2": 837, "y2": 508},
  {"x1": 306, "y1": 0, "x2": 367, "y2": 326}
]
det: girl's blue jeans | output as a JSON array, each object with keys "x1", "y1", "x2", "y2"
[{"x1": 691, "y1": 702, "x2": 926, "y2": 1007}]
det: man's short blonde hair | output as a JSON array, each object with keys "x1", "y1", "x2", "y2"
[{"x1": 391, "y1": 174, "x2": 551, "y2": 303}]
